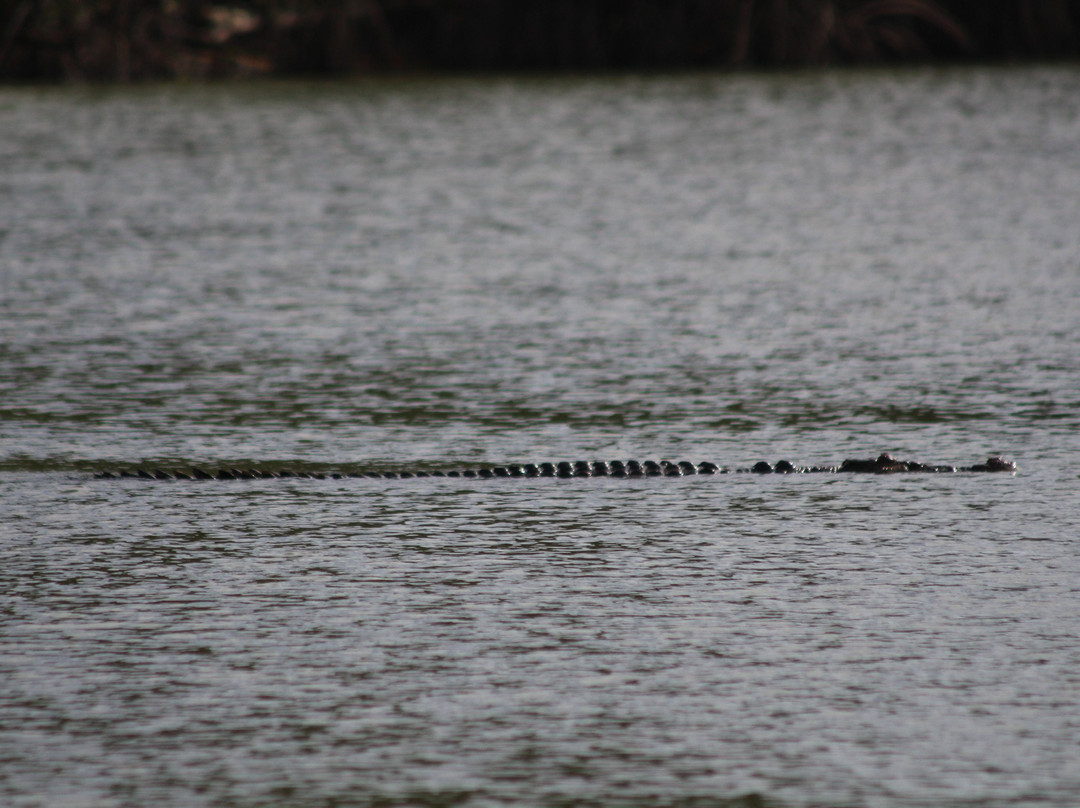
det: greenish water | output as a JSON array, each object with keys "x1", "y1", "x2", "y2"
[{"x1": 2, "y1": 67, "x2": 1079, "y2": 807}]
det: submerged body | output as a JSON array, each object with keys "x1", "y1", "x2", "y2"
[{"x1": 95, "y1": 453, "x2": 1016, "y2": 481}]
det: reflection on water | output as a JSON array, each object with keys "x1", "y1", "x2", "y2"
[{"x1": 2, "y1": 66, "x2": 1080, "y2": 807}]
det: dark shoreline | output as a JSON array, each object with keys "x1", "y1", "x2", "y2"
[{"x1": 2, "y1": 0, "x2": 1078, "y2": 83}]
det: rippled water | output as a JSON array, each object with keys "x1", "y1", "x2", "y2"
[{"x1": 2, "y1": 67, "x2": 1080, "y2": 808}]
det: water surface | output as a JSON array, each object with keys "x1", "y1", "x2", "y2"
[{"x1": 2, "y1": 67, "x2": 1079, "y2": 808}]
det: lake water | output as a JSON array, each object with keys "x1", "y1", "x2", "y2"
[{"x1": 2, "y1": 66, "x2": 1079, "y2": 808}]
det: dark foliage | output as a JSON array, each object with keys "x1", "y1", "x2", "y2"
[{"x1": 1, "y1": 0, "x2": 1077, "y2": 81}]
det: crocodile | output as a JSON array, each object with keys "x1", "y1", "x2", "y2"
[{"x1": 94, "y1": 453, "x2": 1016, "y2": 480}]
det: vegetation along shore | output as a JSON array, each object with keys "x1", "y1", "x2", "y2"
[{"x1": 2, "y1": 0, "x2": 1079, "y2": 82}]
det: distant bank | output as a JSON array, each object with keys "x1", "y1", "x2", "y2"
[{"x1": 2, "y1": 0, "x2": 1078, "y2": 82}]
